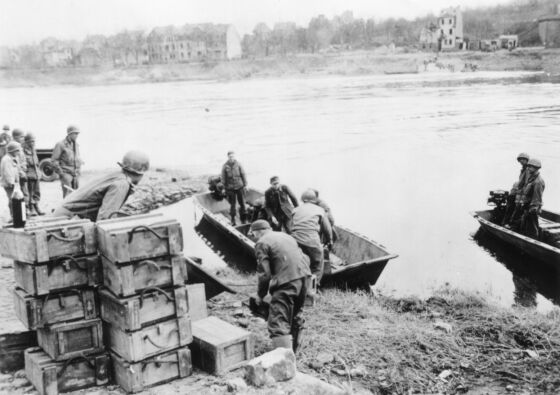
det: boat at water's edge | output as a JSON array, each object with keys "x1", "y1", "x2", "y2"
[{"x1": 194, "y1": 188, "x2": 398, "y2": 289}]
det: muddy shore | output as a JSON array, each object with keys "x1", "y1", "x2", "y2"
[
  {"x1": 0, "y1": 170, "x2": 559, "y2": 394},
  {"x1": 1, "y1": 47, "x2": 559, "y2": 88}
]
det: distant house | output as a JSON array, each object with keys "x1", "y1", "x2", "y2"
[
  {"x1": 40, "y1": 37, "x2": 74, "y2": 67},
  {"x1": 419, "y1": 23, "x2": 440, "y2": 51},
  {"x1": 499, "y1": 35, "x2": 518, "y2": 49},
  {"x1": 437, "y1": 7, "x2": 464, "y2": 51},
  {"x1": 78, "y1": 47, "x2": 102, "y2": 67},
  {"x1": 147, "y1": 23, "x2": 241, "y2": 64}
]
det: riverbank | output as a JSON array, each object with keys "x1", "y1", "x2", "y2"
[{"x1": 1, "y1": 47, "x2": 559, "y2": 88}]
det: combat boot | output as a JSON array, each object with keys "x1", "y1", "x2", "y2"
[
  {"x1": 271, "y1": 335, "x2": 293, "y2": 350},
  {"x1": 33, "y1": 203, "x2": 45, "y2": 216}
]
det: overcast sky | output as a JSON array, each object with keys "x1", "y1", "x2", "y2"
[{"x1": 0, "y1": 0, "x2": 514, "y2": 46}]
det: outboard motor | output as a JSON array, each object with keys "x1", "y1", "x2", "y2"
[
  {"x1": 208, "y1": 175, "x2": 226, "y2": 201},
  {"x1": 487, "y1": 189, "x2": 509, "y2": 223}
]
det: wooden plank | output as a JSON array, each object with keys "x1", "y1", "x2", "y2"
[
  {"x1": 13, "y1": 255, "x2": 101, "y2": 296},
  {"x1": 99, "y1": 286, "x2": 188, "y2": 331},
  {"x1": 13, "y1": 287, "x2": 98, "y2": 330},
  {"x1": 184, "y1": 257, "x2": 235, "y2": 299},
  {"x1": 96, "y1": 214, "x2": 183, "y2": 263},
  {"x1": 37, "y1": 318, "x2": 104, "y2": 361},
  {"x1": 191, "y1": 316, "x2": 253, "y2": 375},
  {"x1": 111, "y1": 347, "x2": 192, "y2": 393},
  {"x1": 101, "y1": 254, "x2": 187, "y2": 297},
  {"x1": 106, "y1": 315, "x2": 192, "y2": 362},
  {"x1": 186, "y1": 284, "x2": 207, "y2": 322},
  {"x1": 25, "y1": 347, "x2": 109, "y2": 395}
]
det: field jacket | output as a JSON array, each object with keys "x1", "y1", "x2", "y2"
[
  {"x1": 23, "y1": 144, "x2": 40, "y2": 180},
  {"x1": 0, "y1": 154, "x2": 20, "y2": 188},
  {"x1": 290, "y1": 202, "x2": 332, "y2": 247},
  {"x1": 221, "y1": 160, "x2": 246, "y2": 191},
  {"x1": 520, "y1": 171, "x2": 545, "y2": 211},
  {"x1": 265, "y1": 184, "x2": 298, "y2": 219},
  {"x1": 52, "y1": 137, "x2": 82, "y2": 177}
]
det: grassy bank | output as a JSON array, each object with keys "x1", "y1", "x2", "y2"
[{"x1": 1, "y1": 47, "x2": 559, "y2": 88}]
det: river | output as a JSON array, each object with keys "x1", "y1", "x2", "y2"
[{"x1": 1, "y1": 71, "x2": 559, "y2": 311}]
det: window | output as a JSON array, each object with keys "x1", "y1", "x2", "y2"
[
  {"x1": 449, "y1": 18, "x2": 452, "y2": 24},
  {"x1": 441, "y1": 19, "x2": 444, "y2": 25},
  {"x1": 449, "y1": 29, "x2": 453, "y2": 35}
]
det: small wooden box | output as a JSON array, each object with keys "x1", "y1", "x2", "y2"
[
  {"x1": 13, "y1": 287, "x2": 98, "y2": 330},
  {"x1": 186, "y1": 283, "x2": 208, "y2": 322},
  {"x1": 0, "y1": 217, "x2": 96, "y2": 264},
  {"x1": 106, "y1": 316, "x2": 192, "y2": 362},
  {"x1": 37, "y1": 318, "x2": 104, "y2": 361},
  {"x1": 111, "y1": 347, "x2": 192, "y2": 393},
  {"x1": 96, "y1": 213, "x2": 183, "y2": 263},
  {"x1": 25, "y1": 347, "x2": 109, "y2": 395},
  {"x1": 191, "y1": 316, "x2": 253, "y2": 375},
  {"x1": 102, "y1": 254, "x2": 187, "y2": 297},
  {"x1": 99, "y1": 286, "x2": 188, "y2": 331},
  {"x1": 13, "y1": 254, "x2": 101, "y2": 296}
]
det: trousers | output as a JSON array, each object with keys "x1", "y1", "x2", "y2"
[
  {"x1": 268, "y1": 277, "x2": 308, "y2": 339},
  {"x1": 297, "y1": 242, "x2": 324, "y2": 283},
  {"x1": 227, "y1": 188, "x2": 246, "y2": 222},
  {"x1": 60, "y1": 173, "x2": 79, "y2": 198}
]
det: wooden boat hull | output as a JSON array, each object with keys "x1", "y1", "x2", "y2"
[
  {"x1": 471, "y1": 210, "x2": 560, "y2": 267},
  {"x1": 194, "y1": 189, "x2": 397, "y2": 288}
]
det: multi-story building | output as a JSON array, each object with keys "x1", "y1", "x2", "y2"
[{"x1": 437, "y1": 7, "x2": 464, "y2": 50}]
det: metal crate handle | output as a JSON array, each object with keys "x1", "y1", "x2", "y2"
[
  {"x1": 132, "y1": 260, "x2": 172, "y2": 274},
  {"x1": 108, "y1": 211, "x2": 131, "y2": 219},
  {"x1": 48, "y1": 255, "x2": 88, "y2": 274},
  {"x1": 139, "y1": 286, "x2": 175, "y2": 308},
  {"x1": 141, "y1": 358, "x2": 178, "y2": 372},
  {"x1": 47, "y1": 232, "x2": 84, "y2": 242},
  {"x1": 143, "y1": 329, "x2": 178, "y2": 349},
  {"x1": 128, "y1": 225, "x2": 168, "y2": 243},
  {"x1": 58, "y1": 355, "x2": 94, "y2": 378}
]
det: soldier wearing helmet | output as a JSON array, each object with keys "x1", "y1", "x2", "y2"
[
  {"x1": 53, "y1": 151, "x2": 149, "y2": 222},
  {"x1": 289, "y1": 188, "x2": 333, "y2": 283},
  {"x1": 221, "y1": 151, "x2": 248, "y2": 226},
  {"x1": 23, "y1": 133, "x2": 45, "y2": 216},
  {"x1": 503, "y1": 152, "x2": 530, "y2": 228},
  {"x1": 0, "y1": 125, "x2": 11, "y2": 159},
  {"x1": 51, "y1": 125, "x2": 82, "y2": 197},
  {"x1": 0, "y1": 141, "x2": 23, "y2": 218},
  {"x1": 519, "y1": 158, "x2": 545, "y2": 239}
]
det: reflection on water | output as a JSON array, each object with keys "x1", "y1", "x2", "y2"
[{"x1": 472, "y1": 229, "x2": 560, "y2": 308}]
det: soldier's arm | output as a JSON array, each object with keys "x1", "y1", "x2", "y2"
[
  {"x1": 320, "y1": 212, "x2": 333, "y2": 244},
  {"x1": 240, "y1": 164, "x2": 247, "y2": 187},
  {"x1": 220, "y1": 165, "x2": 227, "y2": 187},
  {"x1": 285, "y1": 185, "x2": 298, "y2": 207},
  {"x1": 97, "y1": 181, "x2": 132, "y2": 221},
  {"x1": 530, "y1": 181, "x2": 544, "y2": 211},
  {"x1": 255, "y1": 242, "x2": 271, "y2": 299},
  {"x1": 51, "y1": 142, "x2": 63, "y2": 174}
]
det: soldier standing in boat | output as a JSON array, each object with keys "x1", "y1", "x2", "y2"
[
  {"x1": 221, "y1": 151, "x2": 247, "y2": 225},
  {"x1": 250, "y1": 219, "x2": 311, "y2": 352},
  {"x1": 290, "y1": 189, "x2": 333, "y2": 283},
  {"x1": 12, "y1": 129, "x2": 28, "y2": 212},
  {"x1": 503, "y1": 152, "x2": 530, "y2": 229},
  {"x1": 264, "y1": 176, "x2": 298, "y2": 232},
  {"x1": 23, "y1": 133, "x2": 45, "y2": 216},
  {"x1": 53, "y1": 151, "x2": 149, "y2": 222},
  {"x1": 52, "y1": 125, "x2": 82, "y2": 197},
  {"x1": 520, "y1": 158, "x2": 545, "y2": 240},
  {"x1": 0, "y1": 125, "x2": 11, "y2": 159}
]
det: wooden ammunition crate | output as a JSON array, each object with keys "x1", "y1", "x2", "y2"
[
  {"x1": 191, "y1": 316, "x2": 253, "y2": 375},
  {"x1": 37, "y1": 318, "x2": 104, "y2": 361},
  {"x1": 13, "y1": 287, "x2": 98, "y2": 330},
  {"x1": 25, "y1": 347, "x2": 109, "y2": 395},
  {"x1": 0, "y1": 217, "x2": 96, "y2": 263},
  {"x1": 186, "y1": 283, "x2": 207, "y2": 322},
  {"x1": 106, "y1": 316, "x2": 192, "y2": 362},
  {"x1": 112, "y1": 347, "x2": 192, "y2": 393},
  {"x1": 96, "y1": 213, "x2": 183, "y2": 263},
  {"x1": 99, "y1": 286, "x2": 188, "y2": 331},
  {"x1": 0, "y1": 330, "x2": 37, "y2": 372},
  {"x1": 13, "y1": 255, "x2": 101, "y2": 296},
  {"x1": 102, "y1": 254, "x2": 187, "y2": 297}
]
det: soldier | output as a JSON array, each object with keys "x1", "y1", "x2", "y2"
[
  {"x1": 221, "y1": 151, "x2": 247, "y2": 225},
  {"x1": 251, "y1": 219, "x2": 311, "y2": 352},
  {"x1": 11, "y1": 129, "x2": 28, "y2": 212},
  {"x1": 264, "y1": 176, "x2": 298, "y2": 232},
  {"x1": 53, "y1": 151, "x2": 149, "y2": 222},
  {"x1": 520, "y1": 158, "x2": 545, "y2": 240},
  {"x1": 311, "y1": 189, "x2": 337, "y2": 242},
  {"x1": 0, "y1": 125, "x2": 11, "y2": 159},
  {"x1": 52, "y1": 125, "x2": 82, "y2": 197},
  {"x1": 23, "y1": 133, "x2": 45, "y2": 215},
  {"x1": 503, "y1": 152, "x2": 530, "y2": 228},
  {"x1": 0, "y1": 142, "x2": 22, "y2": 218},
  {"x1": 290, "y1": 189, "x2": 332, "y2": 283}
]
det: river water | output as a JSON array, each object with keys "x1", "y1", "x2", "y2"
[{"x1": 1, "y1": 71, "x2": 559, "y2": 311}]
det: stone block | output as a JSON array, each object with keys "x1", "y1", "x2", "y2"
[{"x1": 244, "y1": 348, "x2": 296, "y2": 387}]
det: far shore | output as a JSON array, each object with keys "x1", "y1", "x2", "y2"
[{"x1": 1, "y1": 47, "x2": 559, "y2": 88}]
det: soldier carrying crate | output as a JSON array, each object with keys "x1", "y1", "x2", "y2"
[{"x1": 53, "y1": 151, "x2": 149, "y2": 221}]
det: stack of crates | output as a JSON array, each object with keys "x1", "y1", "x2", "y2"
[
  {"x1": 0, "y1": 217, "x2": 109, "y2": 395},
  {"x1": 96, "y1": 213, "x2": 193, "y2": 393}
]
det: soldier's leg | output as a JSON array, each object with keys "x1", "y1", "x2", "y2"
[
  {"x1": 226, "y1": 190, "x2": 237, "y2": 224},
  {"x1": 60, "y1": 173, "x2": 73, "y2": 198},
  {"x1": 4, "y1": 186, "x2": 14, "y2": 218},
  {"x1": 291, "y1": 277, "x2": 308, "y2": 352},
  {"x1": 524, "y1": 212, "x2": 540, "y2": 240},
  {"x1": 236, "y1": 188, "x2": 247, "y2": 221},
  {"x1": 20, "y1": 180, "x2": 29, "y2": 211},
  {"x1": 268, "y1": 283, "x2": 297, "y2": 349},
  {"x1": 298, "y1": 243, "x2": 324, "y2": 283}
]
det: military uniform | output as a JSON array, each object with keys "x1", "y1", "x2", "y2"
[
  {"x1": 0, "y1": 153, "x2": 20, "y2": 217},
  {"x1": 52, "y1": 136, "x2": 81, "y2": 197},
  {"x1": 53, "y1": 171, "x2": 134, "y2": 221},
  {"x1": 290, "y1": 202, "x2": 332, "y2": 282},
  {"x1": 221, "y1": 159, "x2": 247, "y2": 224},
  {"x1": 507, "y1": 165, "x2": 530, "y2": 229},
  {"x1": 520, "y1": 171, "x2": 545, "y2": 239},
  {"x1": 255, "y1": 229, "x2": 310, "y2": 349},
  {"x1": 265, "y1": 184, "x2": 298, "y2": 232},
  {"x1": 23, "y1": 142, "x2": 41, "y2": 211}
]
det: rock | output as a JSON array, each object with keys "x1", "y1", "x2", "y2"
[
  {"x1": 226, "y1": 377, "x2": 248, "y2": 392},
  {"x1": 309, "y1": 360, "x2": 323, "y2": 371},
  {"x1": 434, "y1": 320, "x2": 453, "y2": 334},
  {"x1": 231, "y1": 301, "x2": 243, "y2": 308},
  {"x1": 244, "y1": 348, "x2": 296, "y2": 387},
  {"x1": 331, "y1": 368, "x2": 346, "y2": 376},
  {"x1": 11, "y1": 378, "x2": 30, "y2": 388},
  {"x1": 288, "y1": 372, "x2": 345, "y2": 394},
  {"x1": 233, "y1": 309, "x2": 245, "y2": 317},
  {"x1": 506, "y1": 384, "x2": 514, "y2": 392},
  {"x1": 13, "y1": 370, "x2": 26, "y2": 379},
  {"x1": 236, "y1": 318, "x2": 250, "y2": 328},
  {"x1": 315, "y1": 352, "x2": 334, "y2": 365},
  {"x1": 523, "y1": 349, "x2": 538, "y2": 359},
  {"x1": 350, "y1": 365, "x2": 368, "y2": 377},
  {"x1": 438, "y1": 370, "x2": 453, "y2": 381},
  {"x1": 0, "y1": 373, "x2": 11, "y2": 382}
]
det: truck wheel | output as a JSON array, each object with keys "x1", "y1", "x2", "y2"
[{"x1": 39, "y1": 158, "x2": 58, "y2": 182}]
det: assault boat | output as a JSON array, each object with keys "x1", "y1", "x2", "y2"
[
  {"x1": 471, "y1": 209, "x2": 560, "y2": 267},
  {"x1": 193, "y1": 188, "x2": 398, "y2": 289}
]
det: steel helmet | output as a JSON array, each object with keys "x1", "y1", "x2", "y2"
[
  {"x1": 25, "y1": 132, "x2": 35, "y2": 142},
  {"x1": 6, "y1": 141, "x2": 21, "y2": 153},
  {"x1": 527, "y1": 158, "x2": 541, "y2": 169},
  {"x1": 67, "y1": 125, "x2": 80, "y2": 135},
  {"x1": 301, "y1": 189, "x2": 317, "y2": 202},
  {"x1": 118, "y1": 151, "x2": 150, "y2": 175},
  {"x1": 517, "y1": 152, "x2": 530, "y2": 161},
  {"x1": 12, "y1": 129, "x2": 24, "y2": 139}
]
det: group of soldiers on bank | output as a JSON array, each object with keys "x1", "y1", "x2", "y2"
[
  {"x1": 219, "y1": 151, "x2": 335, "y2": 351},
  {"x1": 501, "y1": 152, "x2": 545, "y2": 240},
  {"x1": 0, "y1": 123, "x2": 151, "y2": 224}
]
